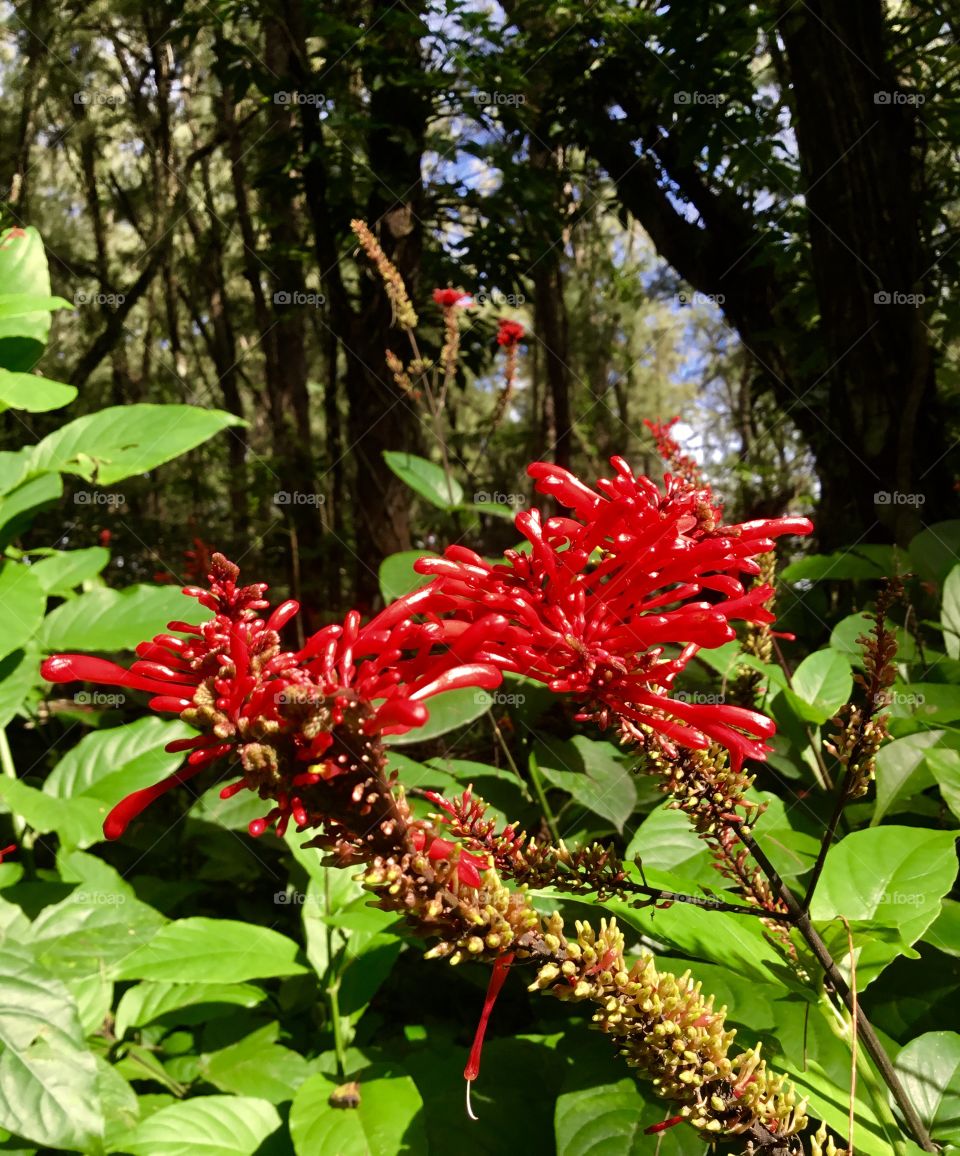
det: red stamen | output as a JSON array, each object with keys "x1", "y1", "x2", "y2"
[
  {"x1": 644, "y1": 1114, "x2": 685, "y2": 1135},
  {"x1": 464, "y1": 952, "x2": 515, "y2": 1119}
]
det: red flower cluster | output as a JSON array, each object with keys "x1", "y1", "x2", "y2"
[
  {"x1": 41, "y1": 555, "x2": 501, "y2": 841},
  {"x1": 40, "y1": 456, "x2": 810, "y2": 844},
  {"x1": 416, "y1": 457, "x2": 811, "y2": 769},
  {"x1": 433, "y1": 288, "x2": 471, "y2": 309},
  {"x1": 496, "y1": 319, "x2": 524, "y2": 347}
]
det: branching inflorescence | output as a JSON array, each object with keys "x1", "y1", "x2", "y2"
[{"x1": 41, "y1": 456, "x2": 816, "y2": 1152}]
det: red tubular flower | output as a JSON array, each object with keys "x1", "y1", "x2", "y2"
[
  {"x1": 41, "y1": 554, "x2": 502, "y2": 841},
  {"x1": 433, "y1": 288, "x2": 471, "y2": 309},
  {"x1": 496, "y1": 318, "x2": 524, "y2": 347},
  {"x1": 416, "y1": 456, "x2": 812, "y2": 769}
]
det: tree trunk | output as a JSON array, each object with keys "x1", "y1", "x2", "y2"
[{"x1": 777, "y1": 0, "x2": 950, "y2": 546}]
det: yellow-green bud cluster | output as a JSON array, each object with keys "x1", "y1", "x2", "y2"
[
  {"x1": 350, "y1": 218, "x2": 419, "y2": 330},
  {"x1": 361, "y1": 843, "x2": 540, "y2": 965},
  {"x1": 531, "y1": 918, "x2": 807, "y2": 1142}
]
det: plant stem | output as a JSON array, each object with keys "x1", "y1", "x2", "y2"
[
  {"x1": 737, "y1": 825, "x2": 936, "y2": 1152},
  {"x1": 802, "y1": 779, "x2": 851, "y2": 911},
  {"x1": 324, "y1": 869, "x2": 347, "y2": 1079},
  {"x1": 0, "y1": 728, "x2": 26, "y2": 845},
  {"x1": 407, "y1": 330, "x2": 457, "y2": 507},
  {"x1": 525, "y1": 746, "x2": 562, "y2": 844}
]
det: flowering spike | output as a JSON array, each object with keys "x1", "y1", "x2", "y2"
[{"x1": 41, "y1": 553, "x2": 500, "y2": 838}]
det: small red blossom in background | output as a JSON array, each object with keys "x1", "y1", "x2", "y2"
[
  {"x1": 98, "y1": 528, "x2": 112, "y2": 547},
  {"x1": 495, "y1": 318, "x2": 524, "y2": 347},
  {"x1": 433, "y1": 287, "x2": 471, "y2": 309},
  {"x1": 41, "y1": 554, "x2": 502, "y2": 841},
  {"x1": 643, "y1": 416, "x2": 704, "y2": 489},
  {"x1": 492, "y1": 319, "x2": 525, "y2": 426},
  {"x1": 417, "y1": 455, "x2": 811, "y2": 769}
]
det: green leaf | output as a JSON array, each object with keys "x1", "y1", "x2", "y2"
[
  {"x1": 769, "y1": 995, "x2": 918, "y2": 1155},
  {"x1": 810, "y1": 826, "x2": 958, "y2": 988},
  {"x1": 95, "y1": 1056, "x2": 140, "y2": 1154},
  {"x1": 784, "y1": 650, "x2": 852, "y2": 724},
  {"x1": 0, "y1": 370, "x2": 76, "y2": 413},
  {"x1": 910, "y1": 522, "x2": 960, "y2": 586},
  {"x1": 385, "y1": 686, "x2": 491, "y2": 745},
  {"x1": 26, "y1": 889, "x2": 167, "y2": 979},
  {"x1": 943, "y1": 566, "x2": 960, "y2": 659},
  {"x1": 39, "y1": 584, "x2": 210, "y2": 651},
  {"x1": 888, "y1": 683, "x2": 960, "y2": 724},
  {"x1": 925, "y1": 749, "x2": 960, "y2": 822},
  {"x1": 114, "y1": 981, "x2": 267, "y2": 1039},
  {"x1": 203, "y1": 1024, "x2": 310, "y2": 1103},
  {"x1": 0, "y1": 776, "x2": 106, "y2": 849},
  {"x1": 781, "y1": 546, "x2": 904, "y2": 582},
  {"x1": 926, "y1": 899, "x2": 960, "y2": 957},
  {"x1": 113, "y1": 918, "x2": 308, "y2": 982},
  {"x1": 0, "y1": 472, "x2": 61, "y2": 538},
  {"x1": 378, "y1": 550, "x2": 436, "y2": 604},
  {"x1": 121, "y1": 1095, "x2": 281, "y2": 1156},
  {"x1": 583, "y1": 866, "x2": 791, "y2": 987},
  {"x1": 0, "y1": 644, "x2": 39, "y2": 728},
  {"x1": 872, "y1": 731, "x2": 943, "y2": 824},
  {"x1": 0, "y1": 292, "x2": 72, "y2": 319},
  {"x1": 0, "y1": 227, "x2": 54, "y2": 370},
  {"x1": 289, "y1": 1068, "x2": 426, "y2": 1156},
  {"x1": 0, "y1": 564, "x2": 45, "y2": 662},
  {"x1": 44, "y1": 716, "x2": 193, "y2": 801},
  {"x1": 536, "y1": 736, "x2": 637, "y2": 833},
  {"x1": 26, "y1": 404, "x2": 245, "y2": 485},
  {"x1": 29, "y1": 547, "x2": 109, "y2": 594},
  {"x1": 555, "y1": 1077, "x2": 703, "y2": 1155},
  {"x1": 455, "y1": 500, "x2": 516, "y2": 521},
  {"x1": 0, "y1": 945, "x2": 102, "y2": 1150},
  {"x1": 829, "y1": 612, "x2": 873, "y2": 660},
  {"x1": 626, "y1": 803, "x2": 712, "y2": 882},
  {"x1": 382, "y1": 450, "x2": 462, "y2": 509},
  {"x1": 893, "y1": 1031, "x2": 960, "y2": 1143}
]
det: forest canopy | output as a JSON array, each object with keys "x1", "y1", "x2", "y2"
[{"x1": 0, "y1": 3, "x2": 959, "y2": 1156}]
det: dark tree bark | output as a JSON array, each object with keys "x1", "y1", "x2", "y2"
[
  {"x1": 529, "y1": 144, "x2": 574, "y2": 470},
  {"x1": 286, "y1": 0, "x2": 429, "y2": 602},
  {"x1": 776, "y1": 0, "x2": 949, "y2": 546},
  {"x1": 531, "y1": 0, "x2": 953, "y2": 547}
]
